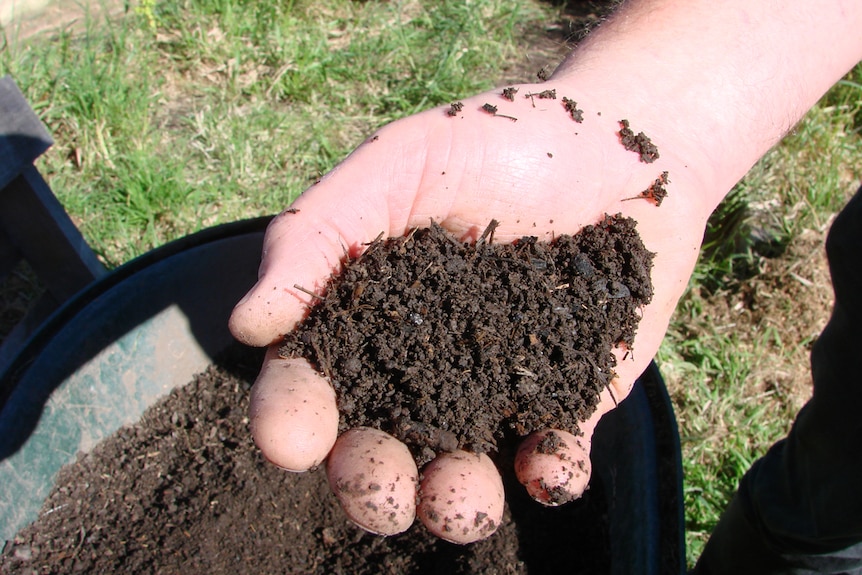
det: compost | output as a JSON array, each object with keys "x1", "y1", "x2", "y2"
[
  {"x1": 0, "y1": 345, "x2": 611, "y2": 575},
  {"x1": 281, "y1": 216, "x2": 654, "y2": 463}
]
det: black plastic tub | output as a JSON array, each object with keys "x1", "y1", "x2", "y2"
[{"x1": 0, "y1": 218, "x2": 685, "y2": 573}]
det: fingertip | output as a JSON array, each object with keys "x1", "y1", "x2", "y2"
[
  {"x1": 249, "y1": 355, "x2": 338, "y2": 471},
  {"x1": 326, "y1": 427, "x2": 419, "y2": 536},
  {"x1": 515, "y1": 429, "x2": 591, "y2": 506},
  {"x1": 417, "y1": 451, "x2": 504, "y2": 544},
  {"x1": 228, "y1": 287, "x2": 276, "y2": 347}
]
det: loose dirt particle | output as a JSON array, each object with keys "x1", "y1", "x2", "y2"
[
  {"x1": 536, "y1": 431, "x2": 568, "y2": 455},
  {"x1": 525, "y1": 89, "x2": 556, "y2": 107},
  {"x1": 562, "y1": 97, "x2": 584, "y2": 122},
  {"x1": 618, "y1": 119, "x2": 660, "y2": 163},
  {"x1": 481, "y1": 103, "x2": 518, "y2": 122},
  {"x1": 502, "y1": 87, "x2": 518, "y2": 101},
  {"x1": 280, "y1": 218, "x2": 654, "y2": 464},
  {"x1": 624, "y1": 171, "x2": 670, "y2": 206},
  {"x1": 447, "y1": 102, "x2": 464, "y2": 117}
]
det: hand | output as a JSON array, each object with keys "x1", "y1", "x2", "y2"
[{"x1": 229, "y1": 78, "x2": 713, "y2": 543}]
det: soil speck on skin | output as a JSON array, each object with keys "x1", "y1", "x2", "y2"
[
  {"x1": 562, "y1": 97, "x2": 584, "y2": 123},
  {"x1": 482, "y1": 103, "x2": 498, "y2": 115},
  {"x1": 618, "y1": 119, "x2": 660, "y2": 163},
  {"x1": 447, "y1": 102, "x2": 464, "y2": 117},
  {"x1": 525, "y1": 89, "x2": 557, "y2": 107},
  {"x1": 625, "y1": 171, "x2": 670, "y2": 206},
  {"x1": 280, "y1": 218, "x2": 654, "y2": 465},
  {"x1": 536, "y1": 431, "x2": 568, "y2": 455}
]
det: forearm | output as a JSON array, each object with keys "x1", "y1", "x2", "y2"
[{"x1": 552, "y1": 0, "x2": 862, "y2": 216}]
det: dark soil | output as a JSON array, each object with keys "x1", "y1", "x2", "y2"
[
  {"x1": 0, "y1": 344, "x2": 612, "y2": 575},
  {"x1": 281, "y1": 216, "x2": 654, "y2": 464},
  {"x1": 618, "y1": 119, "x2": 660, "y2": 164}
]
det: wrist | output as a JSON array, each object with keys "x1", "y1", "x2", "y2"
[{"x1": 549, "y1": 0, "x2": 862, "y2": 219}]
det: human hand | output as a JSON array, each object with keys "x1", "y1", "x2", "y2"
[{"x1": 229, "y1": 76, "x2": 716, "y2": 543}]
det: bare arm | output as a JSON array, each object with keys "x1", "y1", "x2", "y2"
[{"x1": 553, "y1": 0, "x2": 862, "y2": 213}]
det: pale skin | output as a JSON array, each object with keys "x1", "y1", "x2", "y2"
[{"x1": 229, "y1": 0, "x2": 862, "y2": 544}]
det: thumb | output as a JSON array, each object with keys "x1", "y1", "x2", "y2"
[
  {"x1": 228, "y1": 109, "x2": 456, "y2": 347},
  {"x1": 228, "y1": 142, "x2": 398, "y2": 347}
]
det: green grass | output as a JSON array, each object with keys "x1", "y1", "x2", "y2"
[
  {"x1": 2, "y1": 0, "x2": 862, "y2": 569},
  {"x1": 660, "y1": 62, "x2": 862, "y2": 564},
  {"x1": 2, "y1": 0, "x2": 546, "y2": 265}
]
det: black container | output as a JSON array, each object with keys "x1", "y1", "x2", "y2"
[{"x1": 0, "y1": 218, "x2": 685, "y2": 573}]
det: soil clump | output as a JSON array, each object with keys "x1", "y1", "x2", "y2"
[{"x1": 281, "y1": 216, "x2": 654, "y2": 464}]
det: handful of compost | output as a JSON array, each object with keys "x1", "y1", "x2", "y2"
[{"x1": 254, "y1": 218, "x2": 653, "y2": 543}]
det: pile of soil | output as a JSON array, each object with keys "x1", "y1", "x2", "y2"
[
  {"x1": 281, "y1": 216, "x2": 654, "y2": 462},
  {"x1": 0, "y1": 344, "x2": 611, "y2": 575}
]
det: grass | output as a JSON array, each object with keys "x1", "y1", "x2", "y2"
[
  {"x1": 2, "y1": 0, "x2": 862, "y2": 569},
  {"x1": 660, "y1": 62, "x2": 862, "y2": 564},
  {"x1": 2, "y1": 0, "x2": 546, "y2": 265}
]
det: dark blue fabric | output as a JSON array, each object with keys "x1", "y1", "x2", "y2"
[{"x1": 692, "y1": 186, "x2": 862, "y2": 574}]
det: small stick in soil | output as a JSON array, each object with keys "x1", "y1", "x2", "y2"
[
  {"x1": 365, "y1": 231, "x2": 385, "y2": 246},
  {"x1": 606, "y1": 384, "x2": 618, "y2": 407},
  {"x1": 293, "y1": 284, "x2": 325, "y2": 301},
  {"x1": 481, "y1": 103, "x2": 518, "y2": 122},
  {"x1": 410, "y1": 261, "x2": 434, "y2": 289},
  {"x1": 478, "y1": 219, "x2": 500, "y2": 245},
  {"x1": 622, "y1": 171, "x2": 670, "y2": 206}
]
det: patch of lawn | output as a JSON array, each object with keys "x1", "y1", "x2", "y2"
[
  {"x1": 661, "y1": 62, "x2": 862, "y2": 566},
  {"x1": 2, "y1": 0, "x2": 548, "y2": 265}
]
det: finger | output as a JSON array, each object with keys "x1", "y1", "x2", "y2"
[
  {"x1": 326, "y1": 427, "x2": 419, "y2": 536},
  {"x1": 228, "y1": 208, "x2": 388, "y2": 347},
  {"x1": 513, "y1": 377, "x2": 625, "y2": 506},
  {"x1": 417, "y1": 450, "x2": 504, "y2": 544},
  {"x1": 248, "y1": 349, "x2": 339, "y2": 471},
  {"x1": 514, "y1": 428, "x2": 592, "y2": 506}
]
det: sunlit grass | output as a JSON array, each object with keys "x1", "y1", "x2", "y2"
[{"x1": 2, "y1": 0, "x2": 548, "y2": 265}]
